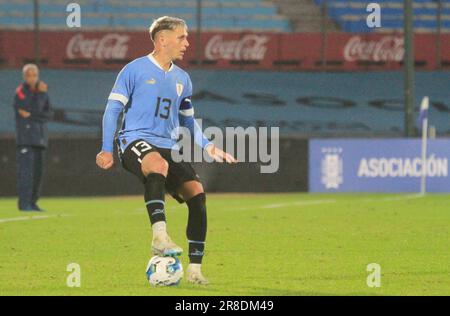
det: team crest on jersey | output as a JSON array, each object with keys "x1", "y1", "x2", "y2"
[{"x1": 176, "y1": 83, "x2": 184, "y2": 97}]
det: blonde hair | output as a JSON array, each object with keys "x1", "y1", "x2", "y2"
[
  {"x1": 149, "y1": 16, "x2": 187, "y2": 42},
  {"x1": 22, "y1": 63, "x2": 39, "y2": 75}
]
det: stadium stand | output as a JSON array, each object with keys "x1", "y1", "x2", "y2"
[
  {"x1": 0, "y1": 69, "x2": 448, "y2": 135},
  {"x1": 0, "y1": 0, "x2": 291, "y2": 32},
  {"x1": 313, "y1": 0, "x2": 450, "y2": 33},
  {"x1": 271, "y1": 0, "x2": 339, "y2": 32},
  {"x1": 1, "y1": 0, "x2": 448, "y2": 33}
]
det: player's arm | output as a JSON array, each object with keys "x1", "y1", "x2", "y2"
[
  {"x1": 13, "y1": 84, "x2": 31, "y2": 119},
  {"x1": 96, "y1": 99, "x2": 123, "y2": 169},
  {"x1": 178, "y1": 81, "x2": 236, "y2": 164},
  {"x1": 30, "y1": 82, "x2": 54, "y2": 123},
  {"x1": 179, "y1": 113, "x2": 236, "y2": 163},
  {"x1": 14, "y1": 81, "x2": 49, "y2": 119},
  {"x1": 178, "y1": 104, "x2": 211, "y2": 149},
  {"x1": 96, "y1": 65, "x2": 132, "y2": 170}
]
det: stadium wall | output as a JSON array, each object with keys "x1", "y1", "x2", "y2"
[
  {"x1": 1, "y1": 68, "x2": 449, "y2": 196},
  {"x1": 1, "y1": 31, "x2": 450, "y2": 71},
  {"x1": 2, "y1": 135, "x2": 448, "y2": 196},
  {"x1": 1, "y1": 69, "x2": 449, "y2": 137},
  {"x1": 0, "y1": 137, "x2": 308, "y2": 197}
]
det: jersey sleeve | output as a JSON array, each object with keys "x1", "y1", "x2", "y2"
[
  {"x1": 179, "y1": 75, "x2": 194, "y2": 117},
  {"x1": 108, "y1": 64, "x2": 134, "y2": 106},
  {"x1": 101, "y1": 99, "x2": 123, "y2": 152},
  {"x1": 178, "y1": 74, "x2": 212, "y2": 149}
]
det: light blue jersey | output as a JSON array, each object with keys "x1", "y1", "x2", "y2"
[{"x1": 108, "y1": 54, "x2": 197, "y2": 151}]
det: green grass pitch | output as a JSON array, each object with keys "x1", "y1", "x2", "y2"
[{"x1": 0, "y1": 193, "x2": 449, "y2": 296}]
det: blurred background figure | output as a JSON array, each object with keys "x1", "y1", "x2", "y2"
[{"x1": 13, "y1": 64, "x2": 52, "y2": 211}]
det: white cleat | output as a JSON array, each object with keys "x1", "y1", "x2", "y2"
[
  {"x1": 151, "y1": 234, "x2": 183, "y2": 257},
  {"x1": 187, "y1": 264, "x2": 209, "y2": 285}
]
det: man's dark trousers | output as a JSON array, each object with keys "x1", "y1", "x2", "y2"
[{"x1": 17, "y1": 146, "x2": 45, "y2": 209}]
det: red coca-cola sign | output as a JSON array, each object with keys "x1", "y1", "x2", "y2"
[
  {"x1": 0, "y1": 31, "x2": 448, "y2": 70},
  {"x1": 204, "y1": 34, "x2": 269, "y2": 61},
  {"x1": 66, "y1": 33, "x2": 130, "y2": 59},
  {"x1": 343, "y1": 35, "x2": 405, "y2": 62}
]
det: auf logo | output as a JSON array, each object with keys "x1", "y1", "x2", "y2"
[
  {"x1": 366, "y1": 3, "x2": 382, "y2": 28},
  {"x1": 321, "y1": 148, "x2": 343, "y2": 189}
]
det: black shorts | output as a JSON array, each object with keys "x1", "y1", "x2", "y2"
[{"x1": 117, "y1": 139, "x2": 200, "y2": 203}]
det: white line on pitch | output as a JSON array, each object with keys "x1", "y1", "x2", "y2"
[
  {"x1": 261, "y1": 199, "x2": 337, "y2": 209},
  {"x1": 0, "y1": 214, "x2": 72, "y2": 224}
]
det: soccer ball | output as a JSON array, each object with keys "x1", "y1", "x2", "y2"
[{"x1": 145, "y1": 255, "x2": 183, "y2": 286}]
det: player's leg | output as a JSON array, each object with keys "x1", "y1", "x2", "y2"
[
  {"x1": 157, "y1": 148, "x2": 209, "y2": 284},
  {"x1": 141, "y1": 150, "x2": 168, "y2": 226},
  {"x1": 141, "y1": 151, "x2": 183, "y2": 257},
  {"x1": 119, "y1": 140, "x2": 182, "y2": 257},
  {"x1": 178, "y1": 180, "x2": 209, "y2": 284}
]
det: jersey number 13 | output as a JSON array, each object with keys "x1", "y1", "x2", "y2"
[{"x1": 154, "y1": 97, "x2": 171, "y2": 119}]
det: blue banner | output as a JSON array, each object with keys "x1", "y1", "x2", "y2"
[{"x1": 309, "y1": 139, "x2": 450, "y2": 193}]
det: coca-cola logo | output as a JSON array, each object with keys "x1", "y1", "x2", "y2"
[
  {"x1": 66, "y1": 33, "x2": 130, "y2": 60},
  {"x1": 344, "y1": 36, "x2": 404, "y2": 62},
  {"x1": 205, "y1": 34, "x2": 268, "y2": 61}
]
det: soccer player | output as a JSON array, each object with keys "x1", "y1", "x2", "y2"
[{"x1": 96, "y1": 16, "x2": 236, "y2": 285}]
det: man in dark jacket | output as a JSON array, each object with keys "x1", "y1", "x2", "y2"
[{"x1": 13, "y1": 64, "x2": 52, "y2": 211}]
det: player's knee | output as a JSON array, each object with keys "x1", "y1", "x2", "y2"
[
  {"x1": 141, "y1": 154, "x2": 169, "y2": 177},
  {"x1": 180, "y1": 181, "x2": 204, "y2": 201},
  {"x1": 151, "y1": 158, "x2": 168, "y2": 176},
  {"x1": 190, "y1": 182, "x2": 204, "y2": 197}
]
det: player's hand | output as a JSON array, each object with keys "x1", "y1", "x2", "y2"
[
  {"x1": 37, "y1": 81, "x2": 48, "y2": 93},
  {"x1": 18, "y1": 109, "x2": 31, "y2": 118},
  {"x1": 96, "y1": 151, "x2": 114, "y2": 170},
  {"x1": 205, "y1": 144, "x2": 237, "y2": 164}
]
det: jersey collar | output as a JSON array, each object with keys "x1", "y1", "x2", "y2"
[{"x1": 148, "y1": 53, "x2": 174, "y2": 72}]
